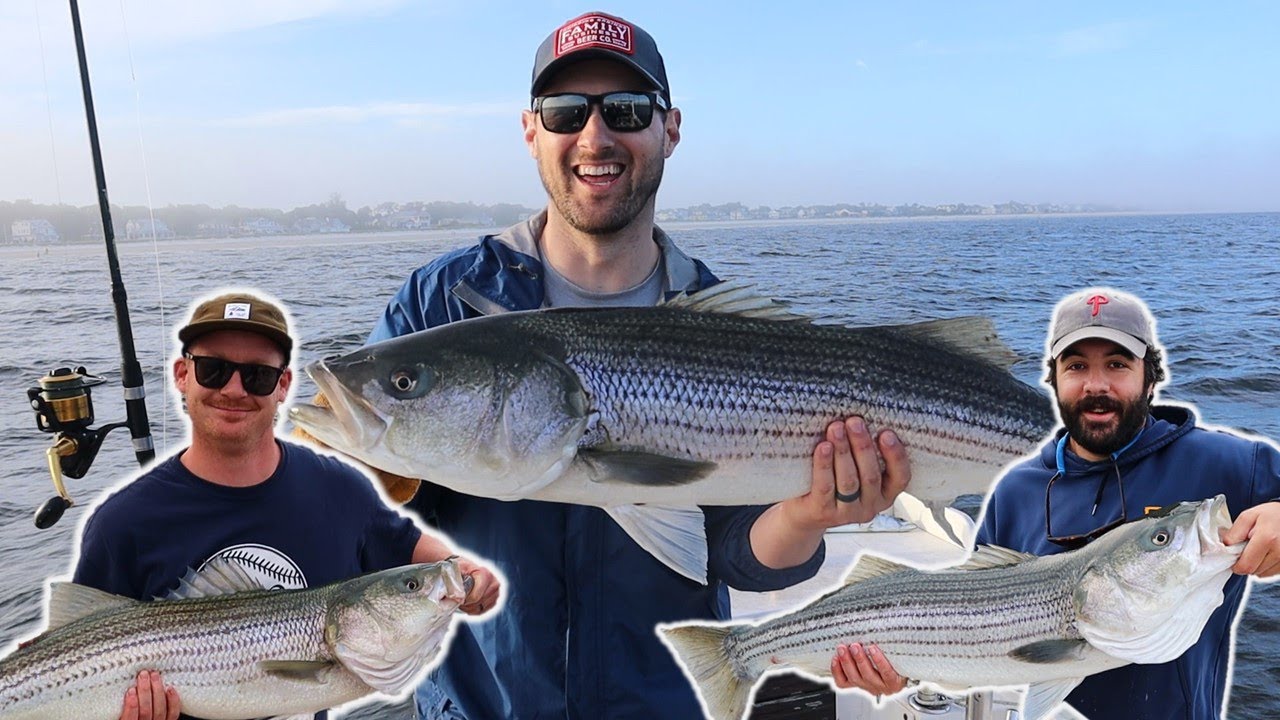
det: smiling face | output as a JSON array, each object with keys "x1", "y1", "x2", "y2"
[
  {"x1": 1053, "y1": 338, "x2": 1151, "y2": 461},
  {"x1": 175, "y1": 329, "x2": 291, "y2": 454},
  {"x1": 523, "y1": 58, "x2": 680, "y2": 236}
]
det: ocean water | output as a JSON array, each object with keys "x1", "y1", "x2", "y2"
[{"x1": 0, "y1": 212, "x2": 1276, "y2": 718}]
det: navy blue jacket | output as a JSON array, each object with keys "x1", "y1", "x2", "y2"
[
  {"x1": 369, "y1": 213, "x2": 825, "y2": 720},
  {"x1": 977, "y1": 405, "x2": 1280, "y2": 719}
]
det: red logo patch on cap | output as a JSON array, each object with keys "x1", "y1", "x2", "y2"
[
  {"x1": 1086, "y1": 294, "x2": 1109, "y2": 317},
  {"x1": 555, "y1": 14, "x2": 634, "y2": 57}
]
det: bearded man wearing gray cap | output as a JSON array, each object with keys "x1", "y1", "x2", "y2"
[
  {"x1": 72, "y1": 289, "x2": 500, "y2": 720},
  {"x1": 835, "y1": 287, "x2": 1280, "y2": 719},
  {"x1": 348, "y1": 11, "x2": 910, "y2": 720}
]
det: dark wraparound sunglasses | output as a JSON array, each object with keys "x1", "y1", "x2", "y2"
[
  {"x1": 533, "y1": 91, "x2": 669, "y2": 134},
  {"x1": 184, "y1": 353, "x2": 285, "y2": 396}
]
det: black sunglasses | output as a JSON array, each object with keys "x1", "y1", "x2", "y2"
[
  {"x1": 184, "y1": 353, "x2": 285, "y2": 397},
  {"x1": 1045, "y1": 457, "x2": 1127, "y2": 548},
  {"x1": 533, "y1": 91, "x2": 669, "y2": 134}
]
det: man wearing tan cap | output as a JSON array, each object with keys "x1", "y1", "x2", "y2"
[
  {"x1": 342, "y1": 10, "x2": 912, "y2": 720},
  {"x1": 72, "y1": 289, "x2": 500, "y2": 720},
  {"x1": 835, "y1": 287, "x2": 1280, "y2": 719}
]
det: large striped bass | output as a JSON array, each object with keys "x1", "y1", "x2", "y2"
[
  {"x1": 0, "y1": 559, "x2": 470, "y2": 720},
  {"x1": 659, "y1": 495, "x2": 1243, "y2": 720},
  {"x1": 290, "y1": 284, "x2": 1055, "y2": 582}
]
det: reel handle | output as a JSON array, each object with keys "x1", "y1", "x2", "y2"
[
  {"x1": 35, "y1": 496, "x2": 71, "y2": 530},
  {"x1": 34, "y1": 438, "x2": 77, "y2": 529}
]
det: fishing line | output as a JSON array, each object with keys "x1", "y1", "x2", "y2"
[
  {"x1": 117, "y1": 0, "x2": 168, "y2": 452},
  {"x1": 33, "y1": 0, "x2": 65, "y2": 204}
]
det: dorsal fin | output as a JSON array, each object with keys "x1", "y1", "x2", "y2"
[
  {"x1": 662, "y1": 281, "x2": 809, "y2": 322},
  {"x1": 163, "y1": 557, "x2": 265, "y2": 601},
  {"x1": 47, "y1": 582, "x2": 137, "y2": 630},
  {"x1": 895, "y1": 316, "x2": 1021, "y2": 370},
  {"x1": 954, "y1": 545, "x2": 1037, "y2": 571},
  {"x1": 664, "y1": 284, "x2": 1020, "y2": 370},
  {"x1": 842, "y1": 554, "x2": 913, "y2": 586}
]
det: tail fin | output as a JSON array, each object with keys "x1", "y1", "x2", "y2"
[{"x1": 658, "y1": 623, "x2": 754, "y2": 720}]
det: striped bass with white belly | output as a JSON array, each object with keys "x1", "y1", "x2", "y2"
[
  {"x1": 0, "y1": 559, "x2": 470, "y2": 720},
  {"x1": 290, "y1": 284, "x2": 1055, "y2": 582},
  {"x1": 659, "y1": 495, "x2": 1243, "y2": 720}
]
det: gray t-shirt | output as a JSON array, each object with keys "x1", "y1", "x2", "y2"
[{"x1": 542, "y1": 252, "x2": 666, "y2": 309}]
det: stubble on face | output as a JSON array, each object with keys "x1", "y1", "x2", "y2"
[{"x1": 537, "y1": 143, "x2": 664, "y2": 236}]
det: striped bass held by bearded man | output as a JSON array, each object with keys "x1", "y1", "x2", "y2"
[{"x1": 659, "y1": 495, "x2": 1244, "y2": 720}]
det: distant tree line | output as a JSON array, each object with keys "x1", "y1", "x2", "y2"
[{"x1": 0, "y1": 195, "x2": 538, "y2": 242}]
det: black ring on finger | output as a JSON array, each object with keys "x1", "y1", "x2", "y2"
[{"x1": 834, "y1": 488, "x2": 862, "y2": 503}]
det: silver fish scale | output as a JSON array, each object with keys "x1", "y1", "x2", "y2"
[
  {"x1": 728, "y1": 555, "x2": 1088, "y2": 683},
  {"x1": 0, "y1": 586, "x2": 368, "y2": 720},
  {"x1": 519, "y1": 307, "x2": 1052, "y2": 465}
]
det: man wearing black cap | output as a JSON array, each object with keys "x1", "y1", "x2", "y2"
[
  {"x1": 835, "y1": 287, "x2": 1280, "y2": 719},
  {"x1": 72, "y1": 289, "x2": 500, "y2": 720},
  {"x1": 358, "y1": 11, "x2": 910, "y2": 720}
]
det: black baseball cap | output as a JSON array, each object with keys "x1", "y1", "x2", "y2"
[{"x1": 530, "y1": 12, "x2": 670, "y2": 104}]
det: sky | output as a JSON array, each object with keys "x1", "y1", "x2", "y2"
[{"x1": 2, "y1": 1, "x2": 1278, "y2": 213}]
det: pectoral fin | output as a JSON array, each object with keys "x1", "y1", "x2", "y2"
[
  {"x1": 606, "y1": 504, "x2": 709, "y2": 584},
  {"x1": 259, "y1": 660, "x2": 338, "y2": 684},
  {"x1": 1022, "y1": 677, "x2": 1082, "y2": 720},
  {"x1": 578, "y1": 449, "x2": 716, "y2": 486},
  {"x1": 1009, "y1": 638, "x2": 1090, "y2": 663}
]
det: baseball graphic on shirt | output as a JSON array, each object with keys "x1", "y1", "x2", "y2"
[{"x1": 200, "y1": 543, "x2": 307, "y2": 590}]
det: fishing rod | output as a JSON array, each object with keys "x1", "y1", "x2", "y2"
[{"x1": 26, "y1": 0, "x2": 155, "y2": 529}]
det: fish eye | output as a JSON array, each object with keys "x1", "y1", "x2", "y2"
[
  {"x1": 1151, "y1": 529, "x2": 1172, "y2": 546},
  {"x1": 404, "y1": 577, "x2": 421, "y2": 592},
  {"x1": 385, "y1": 366, "x2": 433, "y2": 399}
]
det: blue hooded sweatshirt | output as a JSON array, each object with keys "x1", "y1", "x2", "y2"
[
  {"x1": 368, "y1": 213, "x2": 825, "y2": 719},
  {"x1": 978, "y1": 405, "x2": 1280, "y2": 719}
]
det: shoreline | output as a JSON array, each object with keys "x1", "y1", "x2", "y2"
[{"x1": 3, "y1": 209, "x2": 1273, "y2": 257}]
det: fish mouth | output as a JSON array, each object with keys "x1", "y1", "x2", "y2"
[
  {"x1": 289, "y1": 358, "x2": 389, "y2": 453},
  {"x1": 1198, "y1": 494, "x2": 1244, "y2": 558},
  {"x1": 440, "y1": 559, "x2": 471, "y2": 610}
]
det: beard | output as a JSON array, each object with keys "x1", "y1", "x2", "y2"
[
  {"x1": 538, "y1": 149, "x2": 665, "y2": 236},
  {"x1": 1058, "y1": 391, "x2": 1150, "y2": 458}
]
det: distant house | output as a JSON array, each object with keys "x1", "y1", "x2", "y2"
[
  {"x1": 196, "y1": 221, "x2": 233, "y2": 238},
  {"x1": 125, "y1": 218, "x2": 176, "y2": 240},
  {"x1": 10, "y1": 219, "x2": 60, "y2": 244},
  {"x1": 293, "y1": 217, "x2": 351, "y2": 234},
  {"x1": 379, "y1": 210, "x2": 432, "y2": 231},
  {"x1": 238, "y1": 218, "x2": 286, "y2": 236}
]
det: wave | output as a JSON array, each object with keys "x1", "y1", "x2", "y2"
[{"x1": 1180, "y1": 373, "x2": 1280, "y2": 398}]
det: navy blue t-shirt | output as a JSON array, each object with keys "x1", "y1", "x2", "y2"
[{"x1": 74, "y1": 440, "x2": 422, "y2": 720}]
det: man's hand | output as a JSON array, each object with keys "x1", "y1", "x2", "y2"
[
  {"x1": 120, "y1": 670, "x2": 179, "y2": 720},
  {"x1": 831, "y1": 643, "x2": 908, "y2": 699},
  {"x1": 782, "y1": 417, "x2": 911, "y2": 528},
  {"x1": 1222, "y1": 501, "x2": 1280, "y2": 579},
  {"x1": 750, "y1": 416, "x2": 911, "y2": 569},
  {"x1": 457, "y1": 557, "x2": 503, "y2": 616}
]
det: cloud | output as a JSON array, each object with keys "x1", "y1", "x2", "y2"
[
  {"x1": 88, "y1": 0, "x2": 412, "y2": 46},
  {"x1": 1054, "y1": 21, "x2": 1144, "y2": 56},
  {"x1": 211, "y1": 101, "x2": 511, "y2": 128}
]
